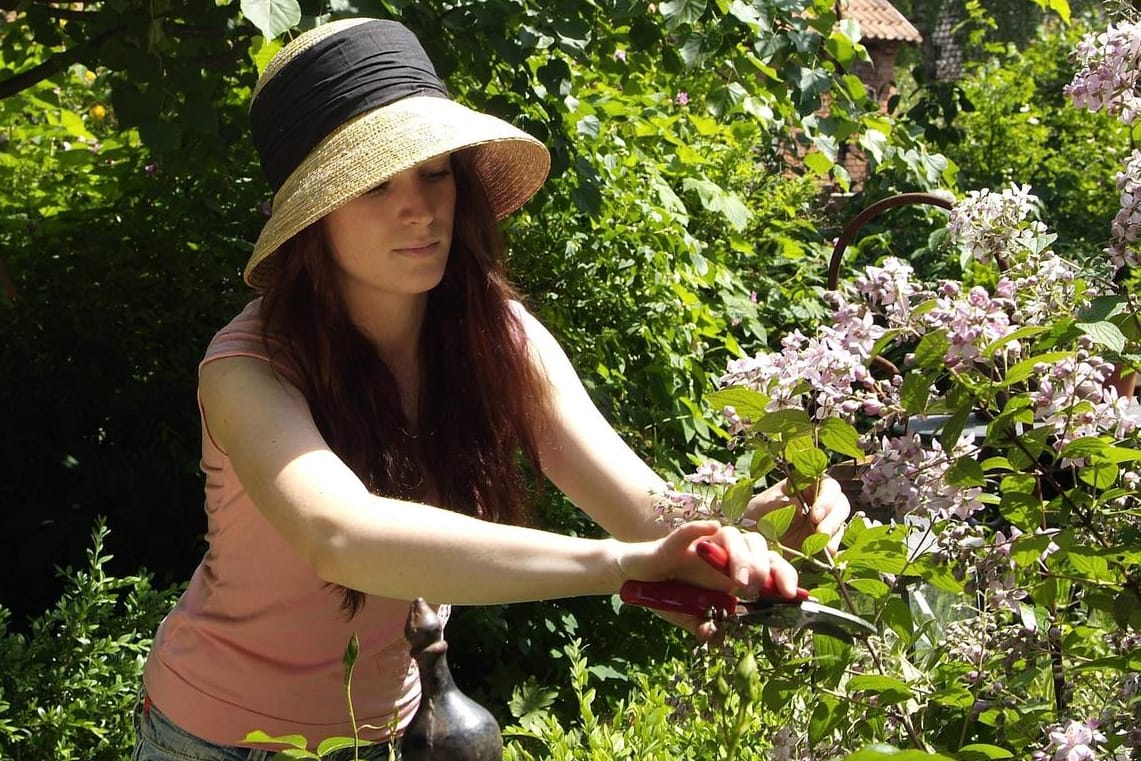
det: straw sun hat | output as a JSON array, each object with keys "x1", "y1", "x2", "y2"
[{"x1": 244, "y1": 17, "x2": 551, "y2": 290}]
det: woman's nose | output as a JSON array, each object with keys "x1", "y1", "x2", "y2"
[{"x1": 398, "y1": 180, "x2": 434, "y2": 224}]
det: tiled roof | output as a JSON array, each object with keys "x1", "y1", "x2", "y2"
[{"x1": 839, "y1": 0, "x2": 923, "y2": 43}]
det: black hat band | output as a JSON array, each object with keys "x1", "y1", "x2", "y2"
[{"x1": 250, "y1": 19, "x2": 450, "y2": 191}]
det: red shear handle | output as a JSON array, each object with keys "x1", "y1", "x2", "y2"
[
  {"x1": 619, "y1": 579, "x2": 739, "y2": 616},
  {"x1": 696, "y1": 539, "x2": 811, "y2": 601}
]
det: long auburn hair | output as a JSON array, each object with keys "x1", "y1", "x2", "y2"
[{"x1": 259, "y1": 150, "x2": 551, "y2": 616}]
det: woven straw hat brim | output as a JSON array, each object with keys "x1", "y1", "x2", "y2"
[{"x1": 245, "y1": 95, "x2": 550, "y2": 289}]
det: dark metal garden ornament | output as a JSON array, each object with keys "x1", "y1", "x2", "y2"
[{"x1": 402, "y1": 598, "x2": 503, "y2": 761}]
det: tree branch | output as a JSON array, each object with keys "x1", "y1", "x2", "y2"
[{"x1": 0, "y1": 24, "x2": 123, "y2": 100}]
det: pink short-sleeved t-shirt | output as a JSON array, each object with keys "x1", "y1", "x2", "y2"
[{"x1": 143, "y1": 298, "x2": 428, "y2": 747}]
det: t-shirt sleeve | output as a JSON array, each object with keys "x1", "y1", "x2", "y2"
[{"x1": 199, "y1": 298, "x2": 304, "y2": 391}]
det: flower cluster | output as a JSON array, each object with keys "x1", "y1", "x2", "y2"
[
  {"x1": 719, "y1": 323, "x2": 891, "y2": 425},
  {"x1": 1066, "y1": 21, "x2": 1141, "y2": 124},
  {"x1": 1066, "y1": 21, "x2": 1141, "y2": 271},
  {"x1": 652, "y1": 461, "x2": 739, "y2": 527},
  {"x1": 860, "y1": 430, "x2": 984, "y2": 520},
  {"x1": 1109, "y1": 149, "x2": 1141, "y2": 268},
  {"x1": 1035, "y1": 720, "x2": 1108, "y2": 761},
  {"x1": 946, "y1": 184, "x2": 1044, "y2": 265},
  {"x1": 668, "y1": 176, "x2": 1141, "y2": 538}
]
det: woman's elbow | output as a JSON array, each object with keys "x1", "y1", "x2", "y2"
[{"x1": 291, "y1": 514, "x2": 352, "y2": 584}]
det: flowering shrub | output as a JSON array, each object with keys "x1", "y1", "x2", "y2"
[{"x1": 652, "y1": 17, "x2": 1141, "y2": 761}]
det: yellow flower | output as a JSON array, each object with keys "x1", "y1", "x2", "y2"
[{"x1": 90, "y1": 104, "x2": 106, "y2": 120}]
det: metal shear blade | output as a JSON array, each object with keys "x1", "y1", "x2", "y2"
[{"x1": 731, "y1": 599, "x2": 878, "y2": 640}]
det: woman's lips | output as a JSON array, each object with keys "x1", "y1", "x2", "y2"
[{"x1": 394, "y1": 240, "x2": 439, "y2": 256}]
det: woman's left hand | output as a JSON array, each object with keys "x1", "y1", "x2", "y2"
[{"x1": 744, "y1": 475, "x2": 851, "y2": 554}]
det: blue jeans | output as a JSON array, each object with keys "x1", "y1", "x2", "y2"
[{"x1": 131, "y1": 690, "x2": 397, "y2": 761}]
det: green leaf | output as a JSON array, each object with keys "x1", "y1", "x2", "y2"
[
  {"x1": 1029, "y1": 0, "x2": 1070, "y2": 23},
  {"x1": 983, "y1": 325, "x2": 1048, "y2": 358},
  {"x1": 1103, "y1": 445, "x2": 1141, "y2": 463},
  {"x1": 800, "y1": 532, "x2": 832, "y2": 558},
  {"x1": 1115, "y1": 592, "x2": 1141, "y2": 630},
  {"x1": 762, "y1": 678, "x2": 799, "y2": 712},
  {"x1": 937, "y1": 406, "x2": 972, "y2": 456},
  {"x1": 825, "y1": 29, "x2": 858, "y2": 68},
  {"x1": 243, "y1": 731, "x2": 309, "y2": 750},
  {"x1": 928, "y1": 685, "x2": 974, "y2": 708},
  {"x1": 1078, "y1": 459, "x2": 1118, "y2": 489},
  {"x1": 1061, "y1": 436, "x2": 1110, "y2": 460},
  {"x1": 249, "y1": 36, "x2": 283, "y2": 74},
  {"x1": 342, "y1": 632, "x2": 359, "y2": 685},
  {"x1": 1064, "y1": 547, "x2": 1113, "y2": 581},
  {"x1": 660, "y1": 0, "x2": 707, "y2": 29},
  {"x1": 316, "y1": 737, "x2": 370, "y2": 755},
  {"x1": 945, "y1": 456, "x2": 985, "y2": 488},
  {"x1": 1011, "y1": 533, "x2": 1054, "y2": 568},
  {"x1": 682, "y1": 176, "x2": 752, "y2": 230},
  {"x1": 1001, "y1": 351, "x2": 1073, "y2": 387},
  {"x1": 909, "y1": 554, "x2": 964, "y2": 593},
  {"x1": 881, "y1": 595, "x2": 913, "y2": 640},
  {"x1": 913, "y1": 330, "x2": 950, "y2": 370},
  {"x1": 757, "y1": 504, "x2": 797, "y2": 542},
  {"x1": 958, "y1": 744, "x2": 1015, "y2": 760},
  {"x1": 818, "y1": 416, "x2": 864, "y2": 459},
  {"x1": 718, "y1": 477, "x2": 754, "y2": 522},
  {"x1": 979, "y1": 456, "x2": 1013, "y2": 472},
  {"x1": 899, "y1": 373, "x2": 931, "y2": 414},
  {"x1": 999, "y1": 492, "x2": 1041, "y2": 532},
  {"x1": 137, "y1": 119, "x2": 183, "y2": 152},
  {"x1": 846, "y1": 577, "x2": 890, "y2": 598},
  {"x1": 728, "y1": 0, "x2": 770, "y2": 30},
  {"x1": 241, "y1": 0, "x2": 301, "y2": 40},
  {"x1": 809, "y1": 694, "x2": 848, "y2": 744},
  {"x1": 752, "y1": 407, "x2": 814, "y2": 436},
  {"x1": 841, "y1": 542, "x2": 909, "y2": 575},
  {"x1": 706, "y1": 387, "x2": 771, "y2": 419},
  {"x1": 58, "y1": 109, "x2": 93, "y2": 140},
  {"x1": 847, "y1": 674, "x2": 912, "y2": 704},
  {"x1": 804, "y1": 150, "x2": 834, "y2": 175},
  {"x1": 1077, "y1": 321, "x2": 1126, "y2": 353},
  {"x1": 509, "y1": 680, "x2": 558, "y2": 720},
  {"x1": 786, "y1": 437, "x2": 829, "y2": 480}
]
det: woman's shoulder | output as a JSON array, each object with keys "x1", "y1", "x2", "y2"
[
  {"x1": 201, "y1": 298, "x2": 306, "y2": 390},
  {"x1": 507, "y1": 298, "x2": 545, "y2": 335},
  {"x1": 204, "y1": 298, "x2": 267, "y2": 360}
]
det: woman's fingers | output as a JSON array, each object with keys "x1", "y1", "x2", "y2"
[
  {"x1": 739, "y1": 529, "x2": 773, "y2": 596},
  {"x1": 773, "y1": 476, "x2": 851, "y2": 553},
  {"x1": 706, "y1": 525, "x2": 803, "y2": 600},
  {"x1": 767, "y1": 550, "x2": 799, "y2": 598}
]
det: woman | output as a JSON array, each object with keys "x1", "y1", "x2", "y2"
[{"x1": 133, "y1": 17, "x2": 850, "y2": 761}]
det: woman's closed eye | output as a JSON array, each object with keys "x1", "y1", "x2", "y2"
[{"x1": 420, "y1": 166, "x2": 452, "y2": 182}]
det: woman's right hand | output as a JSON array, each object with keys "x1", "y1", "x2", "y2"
[{"x1": 614, "y1": 520, "x2": 799, "y2": 642}]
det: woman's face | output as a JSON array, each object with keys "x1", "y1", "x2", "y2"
[{"x1": 323, "y1": 154, "x2": 456, "y2": 301}]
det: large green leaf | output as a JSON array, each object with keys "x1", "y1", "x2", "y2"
[
  {"x1": 241, "y1": 0, "x2": 301, "y2": 40},
  {"x1": 818, "y1": 416, "x2": 864, "y2": 459},
  {"x1": 660, "y1": 0, "x2": 708, "y2": 29}
]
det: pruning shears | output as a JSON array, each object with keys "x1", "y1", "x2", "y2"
[{"x1": 619, "y1": 539, "x2": 877, "y2": 642}]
